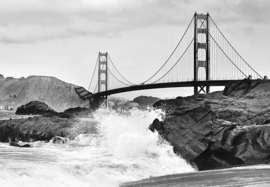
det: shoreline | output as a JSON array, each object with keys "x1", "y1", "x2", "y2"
[{"x1": 121, "y1": 165, "x2": 270, "y2": 187}]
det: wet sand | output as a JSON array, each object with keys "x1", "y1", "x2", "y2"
[{"x1": 121, "y1": 166, "x2": 270, "y2": 187}]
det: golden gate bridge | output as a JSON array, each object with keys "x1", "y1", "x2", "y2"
[{"x1": 75, "y1": 12, "x2": 265, "y2": 108}]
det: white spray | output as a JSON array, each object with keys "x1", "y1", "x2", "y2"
[{"x1": 0, "y1": 108, "x2": 195, "y2": 187}]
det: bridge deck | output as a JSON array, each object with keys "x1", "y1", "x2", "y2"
[{"x1": 92, "y1": 80, "x2": 243, "y2": 97}]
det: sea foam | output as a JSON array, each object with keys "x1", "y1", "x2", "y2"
[{"x1": 0, "y1": 108, "x2": 195, "y2": 187}]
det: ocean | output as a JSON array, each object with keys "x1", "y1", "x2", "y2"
[
  {"x1": 1, "y1": 109, "x2": 270, "y2": 187},
  {"x1": 0, "y1": 109, "x2": 195, "y2": 187}
]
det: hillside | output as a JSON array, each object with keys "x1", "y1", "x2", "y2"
[
  {"x1": 0, "y1": 75, "x2": 89, "y2": 111},
  {"x1": 133, "y1": 96, "x2": 161, "y2": 109}
]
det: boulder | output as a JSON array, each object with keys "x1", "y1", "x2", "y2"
[
  {"x1": 149, "y1": 118, "x2": 164, "y2": 133},
  {"x1": 50, "y1": 136, "x2": 69, "y2": 144},
  {"x1": 16, "y1": 101, "x2": 56, "y2": 115},
  {"x1": 9, "y1": 142, "x2": 31, "y2": 148},
  {"x1": 0, "y1": 116, "x2": 75, "y2": 142}
]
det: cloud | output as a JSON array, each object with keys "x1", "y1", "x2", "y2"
[
  {"x1": 0, "y1": 0, "x2": 269, "y2": 43},
  {"x1": 0, "y1": 0, "x2": 188, "y2": 43}
]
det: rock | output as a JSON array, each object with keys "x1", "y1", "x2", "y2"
[
  {"x1": 151, "y1": 79, "x2": 270, "y2": 170},
  {"x1": 15, "y1": 101, "x2": 78, "y2": 118},
  {"x1": 9, "y1": 142, "x2": 31, "y2": 148},
  {"x1": 263, "y1": 119, "x2": 270, "y2": 124},
  {"x1": 16, "y1": 101, "x2": 56, "y2": 115},
  {"x1": 0, "y1": 116, "x2": 75, "y2": 142},
  {"x1": 63, "y1": 107, "x2": 91, "y2": 118},
  {"x1": 8, "y1": 135, "x2": 31, "y2": 147},
  {"x1": 50, "y1": 136, "x2": 69, "y2": 144},
  {"x1": 149, "y1": 118, "x2": 164, "y2": 133},
  {"x1": 153, "y1": 104, "x2": 270, "y2": 170},
  {"x1": 223, "y1": 78, "x2": 262, "y2": 97},
  {"x1": 153, "y1": 97, "x2": 186, "y2": 114}
]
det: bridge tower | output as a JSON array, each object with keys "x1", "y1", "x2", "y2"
[
  {"x1": 98, "y1": 52, "x2": 108, "y2": 107},
  {"x1": 194, "y1": 12, "x2": 210, "y2": 94}
]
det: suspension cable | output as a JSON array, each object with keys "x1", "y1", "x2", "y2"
[
  {"x1": 209, "y1": 16, "x2": 262, "y2": 78},
  {"x1": 108, "y1": 54, "x2": 135, "y2": 85},
  {"x1": 94, "y1": 82, "x2": 98, "y2": 93},
  {"x1": 208, "y1": 32, "x2": 247, "y2": 77},
  {"x1": 88, "y1": 54, "x2": 99, "y2": 91},
  {"x1": 142, "y1": 15, "x2": 195, "y2": 84},
  {"x1": 108, "y1": 68, "x2": 131, "y2": 86},
  {"x1": 152, "y1": 38, "x2": 194, "y2": 84}
]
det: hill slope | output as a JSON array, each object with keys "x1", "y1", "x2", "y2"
[{"x1": 0, "y1": 75, "x2": 89, "y2": 111}]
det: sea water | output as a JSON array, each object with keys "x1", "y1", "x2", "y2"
[{"x1": 0, "y1": 109, "x2": 195, "y2": 187}]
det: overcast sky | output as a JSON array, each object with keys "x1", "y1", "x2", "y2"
[{"x1": 0, "y1": 0, "x2": 269, "y2": 99}]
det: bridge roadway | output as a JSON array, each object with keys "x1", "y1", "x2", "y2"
[{"x1": 92, "y1": 79, "x2": 246, "y2": 98}]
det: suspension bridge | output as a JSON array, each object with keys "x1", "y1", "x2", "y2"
[{"x1": 75, "y1": 12, "x2": 265, "y2": 108}]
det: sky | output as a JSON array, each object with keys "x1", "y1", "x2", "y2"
[{"x1": 0, "y1": 0, "x2": 269, "y2": 99}]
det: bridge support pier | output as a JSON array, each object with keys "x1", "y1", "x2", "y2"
[
  {"x1": 97, "y1": 52, "x2": 109, "y2": 108},
  {"x1": 194, "y1": 85, "x2": 210, "y2": 94},
  {"x1": 194, "y1": 12, "x2": 210, "y2": 95},
  {"x1": 89, "y1": 96, "x2": 108, "y2": 110}
]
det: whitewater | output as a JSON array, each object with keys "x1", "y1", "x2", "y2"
[{"x1": 0, "y1": 109, "x2": 195, "y2": 187}]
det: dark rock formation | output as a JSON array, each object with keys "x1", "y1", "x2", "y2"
[
  {"x1": 15, "y1": 101, "x2": 92, "y2": 118},
  {"x1": 151, "y1": 79, "x2": 270, "y2": 170},
  {"x1": 0, "y1": 116, "x2": 75, "y2": 142},
  {"x1": 63, "y1": 107, "x2": 92, "y2": 118},
  {"x1": 149, "y1": 118, "x2": 164, "y2": 133},
  {"x1": 50, "y1": 136, "x2": 69, "y2": 144},
  {"x1": 16, "y1": 101, "x2": 56, "y2": 115},
  {"x1": 9, "y1": 142, "x2": 31, "y2": 148},
  {"x1": 8, "y1": 135, "x2": 31, "y2": 147}
]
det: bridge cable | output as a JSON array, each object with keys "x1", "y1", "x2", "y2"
[
  {"x1": 94, "y1": 82, "x2": 98, "y2": 93},
  {"x1": 141, "y1": 15, "x2": 195, "y2": 84},
  {"x1": 209, "y1": 16, "x2": 262, "y2": 78},
  {"x1": 88, "y1": 54, "x2": 99, "y2": 91},
  {"x1": 108, "y1": 68, "x2": 132, "y2": 86},
  {"x1": 152, "y1": 38, "x2": 194, "y2": 84},
  {"x1": 208, "y1": 32, "x2": 247, "y2": 77},
  {"x1": 107, "y1": 54, "x2": 136, "y2": 85}
]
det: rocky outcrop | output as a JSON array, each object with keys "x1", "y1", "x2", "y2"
[
  {"x1": 15, "y1": 101, "x2": 91, "y2": 118},
  {"x1": 16, "y1": 101, "x2": 56, "y2": 115},
  {"x1": 151, "y1": 79, "x2": 270, "y2": 170},
  {"x1": 63, "y1": 107, "x2": 92, "y2": 118},
  {"x1": 50, "y1": 136, "x2": 69, "y2": 144},
  {"x1": 0, "y1": 116, "x2": 75, "y2": 142},
  {"x1": 9, "y1": 142, "x2": 31, "y2": 148}
]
